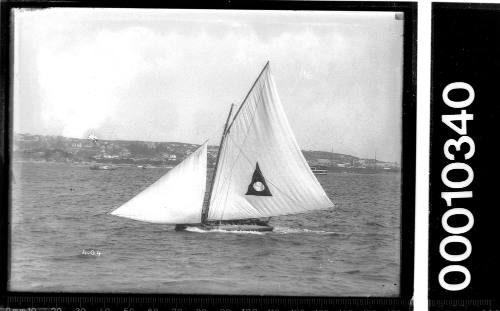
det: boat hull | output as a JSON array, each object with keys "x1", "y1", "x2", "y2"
[{"x1": 175, "y1": 218, "x2": 273, "y2": 232}]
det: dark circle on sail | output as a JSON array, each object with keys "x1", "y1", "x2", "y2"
[{"x1": 246, "y1": 162, "x2": 272, "y2": 196}]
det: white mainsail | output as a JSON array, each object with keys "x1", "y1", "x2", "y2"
[
  {"x1": 207, "y1": 63, "x2": 334, "y2": 221},
  {"x1": 110, "y1": 143, "x2": 207, "y2": 224}
]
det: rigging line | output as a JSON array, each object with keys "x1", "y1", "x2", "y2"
[
  {"x1": 204, "y1": 125, "x2": 227, "y2": 147},
  {"x1": 208, "y1": 104, "x2": 236, "y2": 210},
  {"x1": 226, "y1": 61, "x2": 270, "y2": 134},
  {"x1": 218, "y1": 143, "x2": 250, "y2": 222},
  {"x1": 208, "y1": 124, "x2": 230, "y2": 200},
  {"x1": 204, "y1": 104, "x2": 235, "y2": 222},
  {"x1": 209, "y1": 138, "x2": 231, "y2": 220},
  {"x1": 208, "y1": 120, "x2": 242, "y2": 221},
  {"x1": 211, "y1": 90, "x2": 260, "y2": 218},
  {"x1": 217, "y1": 137, "x2": 260, "y2": 221},
  {"x1": 216, "y1": 99, "x2": 263, "y2": 221},
  {"x1": 219, "y1": 164, "x2": 235, "y2": 221},
  {"x1": 211, "y1": 138, "x2": 228, "y2": 192},
  {"x1": 220, "y1": 62, "x2": 270, "y2": 175}
]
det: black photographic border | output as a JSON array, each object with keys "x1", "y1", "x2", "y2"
[
  {"x1": 429, "y1": 2, "x2": 500, "y2": 309},
  {"x1": 0, "y1": 1, "x2": 417, "y2": 310}
]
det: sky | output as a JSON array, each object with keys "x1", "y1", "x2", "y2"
[{"x1": 13, "y1": 8, "x2": 404, "y2": 162}]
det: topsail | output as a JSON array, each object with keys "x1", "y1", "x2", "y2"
[{"x1": 207, "y1": 63, "x2": 334, "y2": 221}]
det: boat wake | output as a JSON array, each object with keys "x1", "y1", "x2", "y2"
[
  {"x1": 184, "y1": 226, "x2": 339, "y2": 235},
  {"x1": 273, "y1": 227, "x2": 339, "y2": 235},
  {"x1": 184, "y1": 227, "x2": 265, "y2": 235}
]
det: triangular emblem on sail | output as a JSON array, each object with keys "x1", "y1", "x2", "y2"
[
  {"x1": 207, "y1": 63, "x2": 334, "y2": 221},
  {"x1": 110, "y1": 143, "x2": 207, "y2": 224},
  {"x1": 245, "y1": 162, "x2": 272, "y2": 196}
]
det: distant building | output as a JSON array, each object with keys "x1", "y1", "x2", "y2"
[
  {"x1": 103, "y1": 154, "x2": 119, "y2": 159},
  {"x1": 162, "y1": 153, "x2": 177, "y2": 160}
]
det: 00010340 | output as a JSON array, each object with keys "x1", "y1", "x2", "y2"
[{"x1": 438, "y1": 82, "x2": 476, "y2": 292}]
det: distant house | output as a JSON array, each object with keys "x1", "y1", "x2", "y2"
[
  {"x1": 162, "y1": 153, "x2": 177, "y2": 161},
  {"x1": 103, "y1": 154, "x2": 119, "y2": 159}
]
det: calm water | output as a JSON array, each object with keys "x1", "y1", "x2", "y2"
[{"x1": 10, "y1": 162, "x2": 401, "y2": 296}]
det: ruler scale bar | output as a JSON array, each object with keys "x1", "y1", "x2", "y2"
[{"x1": 2, "y1": 296, "x2": 413, "y2": 311}]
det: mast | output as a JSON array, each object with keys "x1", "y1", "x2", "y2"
[{"x1": 201, "y1": 103, "x2": 235, "y2": 223}]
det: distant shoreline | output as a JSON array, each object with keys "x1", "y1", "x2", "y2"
[
  {"x1": 12, "y1": 133, "x2": 401, "y2": 172},
  {"x1": 12, "y1": 159, "x2": 400, "y2": 174}
]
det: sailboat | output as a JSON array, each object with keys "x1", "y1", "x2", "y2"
[{"x1": 110, "y1": 62, "x2": 334, "y2": 232}]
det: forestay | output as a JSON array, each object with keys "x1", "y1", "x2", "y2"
[
  {"x1": 110, "y1": 143, "x2": 207, "y2": 224},
  {"x1": 207, "y1": 63, "x2": 334, "y2": 221}
]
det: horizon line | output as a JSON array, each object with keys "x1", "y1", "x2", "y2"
[{"x1": 13, "y1": 131, "x2": 399, "y2": 163}]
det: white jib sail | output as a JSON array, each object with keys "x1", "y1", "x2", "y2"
[
  {"x1": 208, "y1": 63, "x2": 334, "y2": 221},
  {"x1": 111, "y1": 143, "x2": 207, "y2": 224}
]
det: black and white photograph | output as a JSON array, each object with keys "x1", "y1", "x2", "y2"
[{"x1": 9, "y1": 7, "x2": 408, "y2": 297}]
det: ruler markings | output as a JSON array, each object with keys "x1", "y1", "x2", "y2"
[{"x1": 1, "y1": 295, "x2": 422, "y2": 311}]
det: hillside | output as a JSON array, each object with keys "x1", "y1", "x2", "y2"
[{"x1": 12, "y1": 133, "x2": 399, "y2": 170}]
